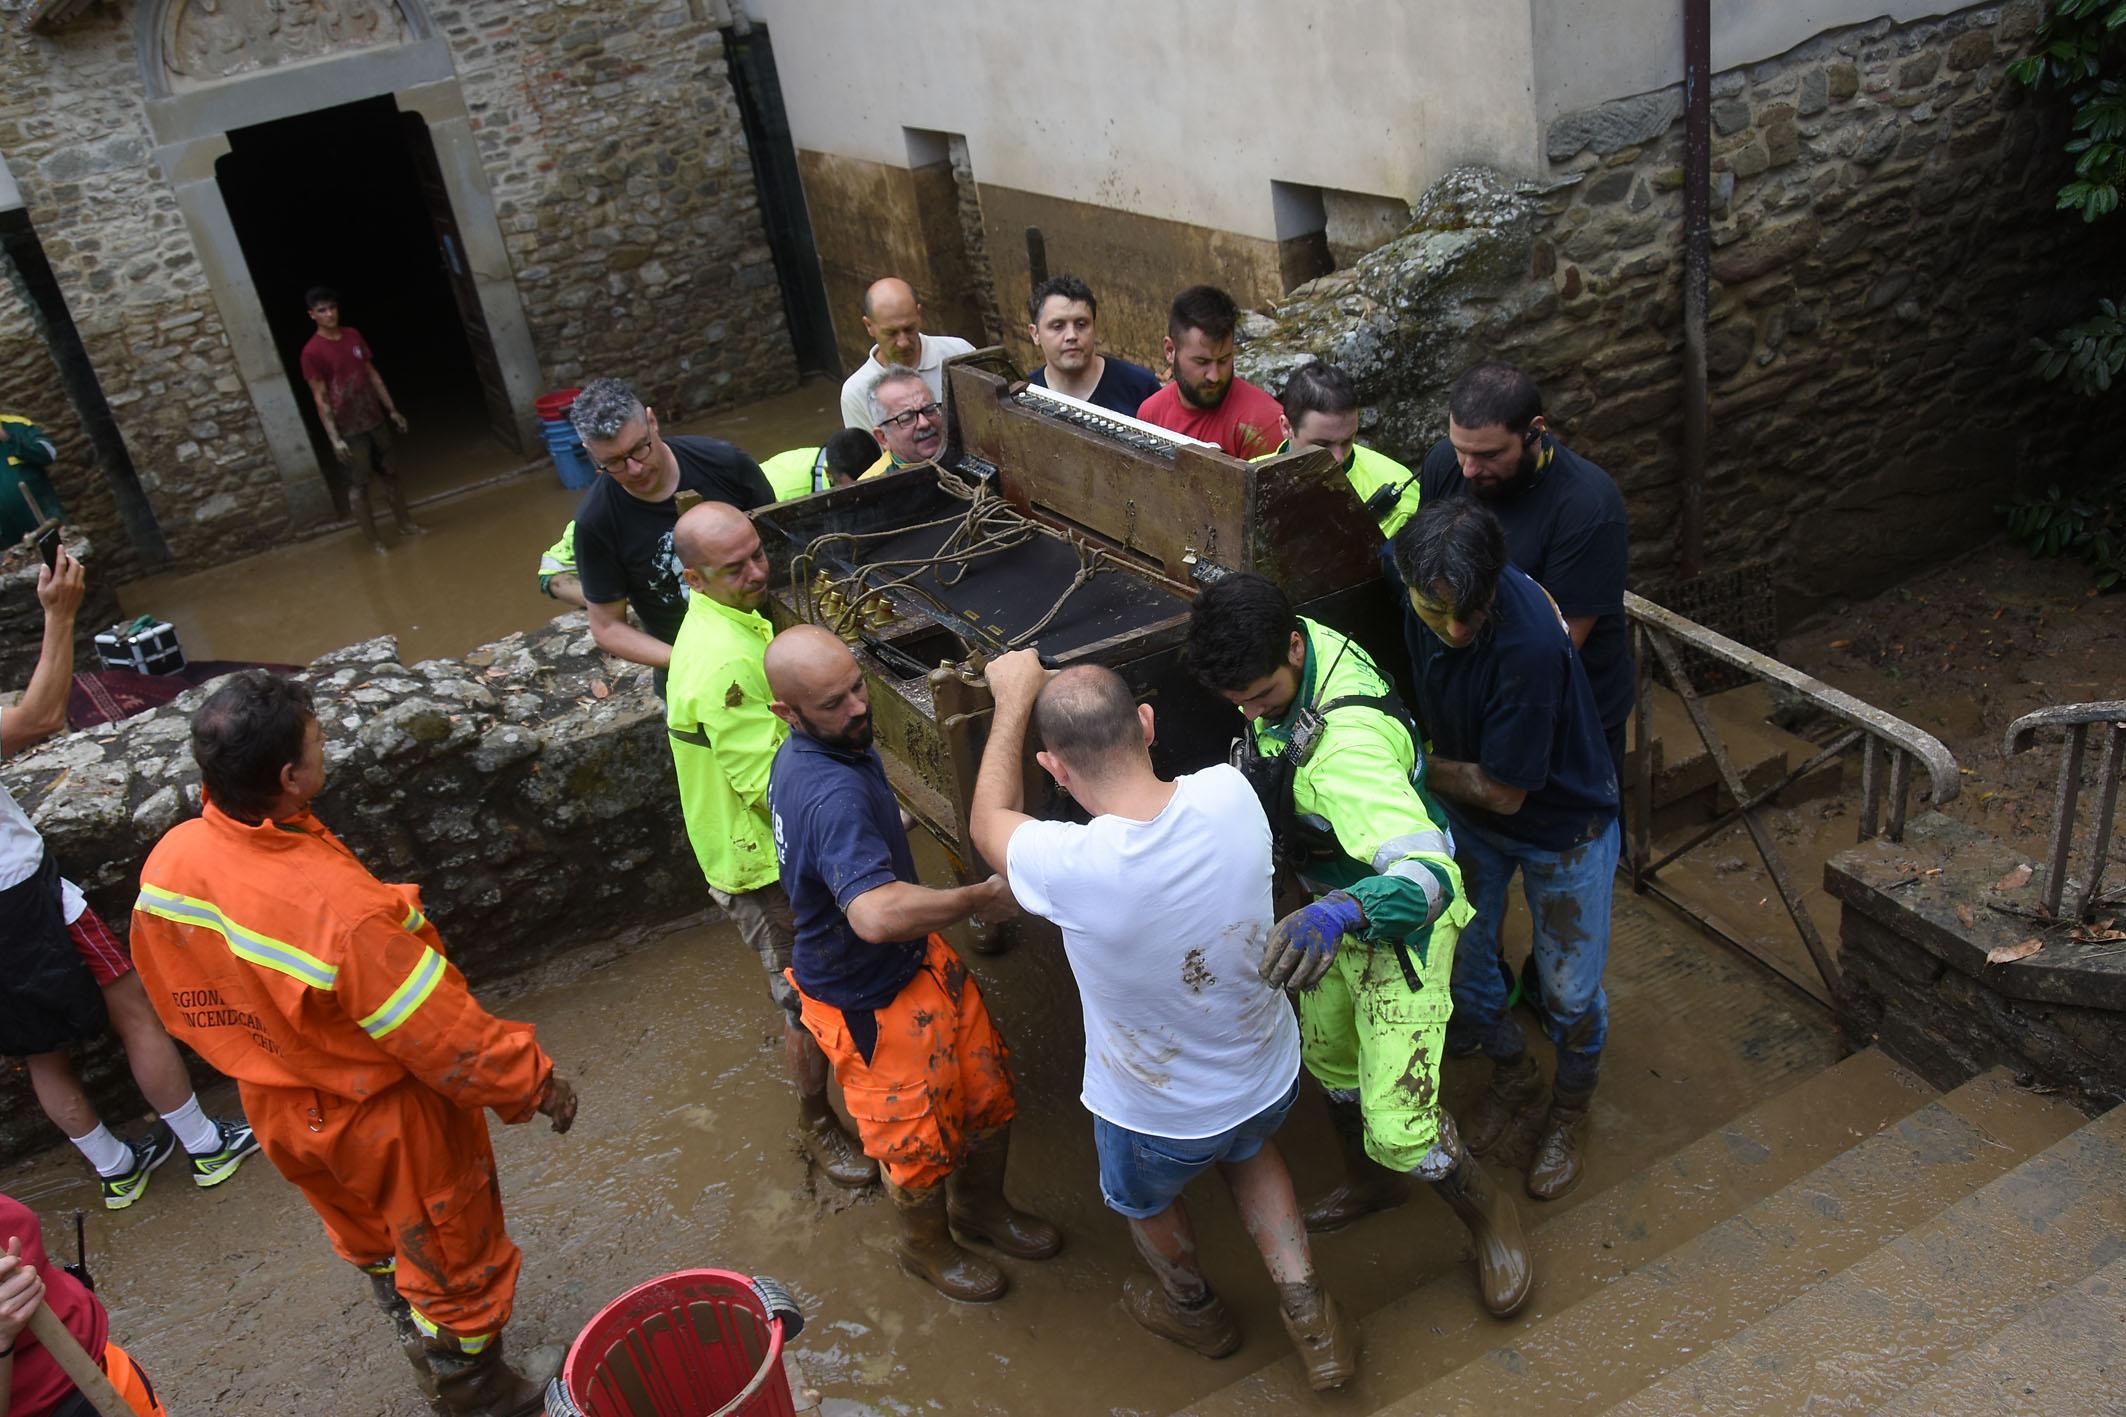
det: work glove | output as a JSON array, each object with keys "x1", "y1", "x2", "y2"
[{"x1": 1260, "y1": 891, "x2": 1365, "y2": 992}]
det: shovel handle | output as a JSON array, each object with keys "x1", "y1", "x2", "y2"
[{"x1": 26, "y1": 1301, "x2": 134, "y2": 1417}]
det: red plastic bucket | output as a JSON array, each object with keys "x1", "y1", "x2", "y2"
[
  {"x1": 534, "y1": 387, "x2": 583, "y2": 423},
  {"x1": 544, "y1": 1270, "x2": 802, "y2": 1417}
]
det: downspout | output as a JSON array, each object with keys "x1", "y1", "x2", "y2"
[{"x1": 1680, "y1": 0, "x2": 1710, "y2": 577}]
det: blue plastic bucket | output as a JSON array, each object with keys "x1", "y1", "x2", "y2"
[{"x1": 543, "y1": 416, "x2": 596, "y2": 491}]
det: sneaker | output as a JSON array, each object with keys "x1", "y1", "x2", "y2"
[
  {"x1": 100, "y1": 1127, "x2": 178, "y2": 1211},
  {"x1": 189, "y1": 1117, "x2": 262, "y2": 1189}
]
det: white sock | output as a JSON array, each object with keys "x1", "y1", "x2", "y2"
[
  {"x1": 160, "y1": 1094, "x2": 220, "y2": 1155},
  {"x1": 71, "y1": 1124, "x2": 133, "y2": 1177}
]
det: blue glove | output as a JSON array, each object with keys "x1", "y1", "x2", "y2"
[{"x1": 1260, "y1": 891, "x2": 1365, "y2": 992}]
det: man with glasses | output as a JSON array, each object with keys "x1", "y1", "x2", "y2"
[
  {"x1": 867, "y1": 368, "x2": 946, "y2": 472},
  {"x1": 568, "y1": 377, "x2": 775, "y2": 696},
  {"x1": 838, "y1": 277, "x2": 975, "y2": 431}
]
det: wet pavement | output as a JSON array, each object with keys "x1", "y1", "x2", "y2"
[
  {"x1": 115, "y1": 379, "x2": 844, "y2": 668},
  {"x1": 3, "y1": 888, "x2": 1837, "y2": 1416}
]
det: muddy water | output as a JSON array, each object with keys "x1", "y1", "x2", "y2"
[
  {"x1": 3, "y1": 884, "x2": 1837, "y2": 1417},
  {"x1": 115, "y1": 379, "x2": 846, "y2": 669}
]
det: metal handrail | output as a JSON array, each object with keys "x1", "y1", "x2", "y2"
[
  {"x1": 2002, "y1": 701, "x2": 2126, "y2": 922},
  {"x1": 1626, "y1": 591, "x2": 1962, "y2": 1005}
]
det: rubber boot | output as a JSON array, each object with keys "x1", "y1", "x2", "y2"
[
  {"x1": 368, "y1": 1271, "x2": 443, "y2": 1410},
  {"x1": 1465, "y1": 1049, "x2": 1545, "y2": 1157},
  {"x1": 886, "y1": 1178, "x2": 1007, "y2": 1302},
  {"x1": 1121, "y1": 1275, "x2": 1242, "y2": 1357},
  {"x1": 421, "y1": 1334, "x2": 557, "y2": 1417},
  {"x1": 1303, "y1": 1095, "x2": 1409, "y2": 1233},
  {"x1": 347, "y1": 481, "x2": 388, "y2": 553},
  {"x1": 947, "y1": 1125, "x2": 1062, "y2": 1260},
  {"x1": 1426, "y1": 1118, "x2": 1534, "y2": 1318},
  {"x1": 1277, "y1": 1282, "x2": 1359, "y2": 1392},
  {"x1": 797, "y1": 1090, "x2": 878, "y2": 1189},
  {"x1": 1527, "y1": 1085, "x2": 1595, "y2": 1201}
]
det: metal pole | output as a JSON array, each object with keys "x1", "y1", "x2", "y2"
[{"x1": 1680, "y1": 0, "x2": 1711, "y2": 578}]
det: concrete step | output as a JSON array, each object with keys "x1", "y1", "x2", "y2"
[
  {"x1": 1869, "y1": 1250, "x2": 2126, "y2": 1417},
  {"x1": 1646, "y1": 682, "x2": 1840, "y2": 816},
  {"x1": 1174, "y1": 1047, "x2": 1932, "y2": 1416},
  {"x1": 1604, "y1": 1102, "x2": 2126, "y2": 1416},
  {"x1": 1366, "y1": 1069, "x2": 2087, "y2": 1415}
]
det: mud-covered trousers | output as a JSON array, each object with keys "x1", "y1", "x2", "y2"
[
  {"x1": 242, "y1": 1075, "x2": 522, "y2": 1347},
  {"x1": 1297, "y1": 914, "x2": 1461, "y2": 1174},
  {"x1": 1443, "y1": 811, "x2": 1620, "y2": 1094}
]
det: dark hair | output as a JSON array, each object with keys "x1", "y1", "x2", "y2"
[
  {"x1": 823, "y1": 427, "x2": 880, "y2": 481},
  {"x1": 1280, "y1": 361, "x2": 1359, "y2": 426},
  {"x1": 304, "y1": 285, "x2": 339, "y2": 310},
  {"x1": 192, "y1": 670, "x2": 316, "y2": 821},
  {"x1": 1185, "y1": 572, "x2": 1298, "y2": 692},
  {"x1": 1447, "y1": 361, "x2": 1542, "y2": 432},
  {"x1": 1032, "y1": 666, "x2": 1142, "y2": 773},
  {"x1": 1392, "y1": 498, "x2": 1508, "y2": 619},
  {"x1": 1168, "y1": 284, "x2": 1238, "y2": 346},
  {"x1": 1028, "y1": 274, "x2": 1097, "y2": 324}
]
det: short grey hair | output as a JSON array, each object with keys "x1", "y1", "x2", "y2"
[
  {"x1": 866, "y1": 368, "x2": 930, "y2": 428},
  {"x1": 570, "y1": 377, "x2": 645, "y2": 444}
]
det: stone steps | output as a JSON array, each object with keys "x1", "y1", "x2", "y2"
[{"x1": 1644, "y1": 681, "x2": 1839, "y2": 818}]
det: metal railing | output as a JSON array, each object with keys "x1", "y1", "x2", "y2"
[
  {"x1": 2002, "y1": 701, "x2": 2126, "y2": 923},
  {"x1": 1626, "y1": 591, "x2": 1962, "y2": 1005}
]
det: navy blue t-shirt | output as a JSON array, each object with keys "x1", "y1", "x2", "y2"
[
  {"x1": 1027, "y1": 357, "x2": 1163, "y2": 418},
  {"x1": 768, "y1": 732, "x2": 926, "y2": 1011},
  {"x1": 1405, "y1": 564, "x2": 1619, "y2": 851},
  {"x1": 1418, "y1": 437, "x2": 1632, "y2": 736}
]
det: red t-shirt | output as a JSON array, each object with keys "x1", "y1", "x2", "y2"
[
  {"x1": 1, "y1": 1194, "x2": 106, "y2": 1417},
  {"x1": 298, "y1": 326, "x2": 387, "y2": 435},
  {"x1": 1135, "y1": 377, "x2": 1283, "y2": 460}
]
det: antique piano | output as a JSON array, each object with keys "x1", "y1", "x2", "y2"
[{"x1": 754, "y1": 349, "x2": 1399, "y2": 893}]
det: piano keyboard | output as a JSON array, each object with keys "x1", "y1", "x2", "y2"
[{"x1": 1012, "y1": 382, "x2": 1212, "y2": 459}]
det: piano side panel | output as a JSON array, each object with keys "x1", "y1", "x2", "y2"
[{"x1": 1247, "y1": 446, "x2": 1393, "y2": 602}]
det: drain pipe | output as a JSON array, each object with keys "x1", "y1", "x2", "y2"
[{"x1": 1680, "y1": 0, "x2": 1710, "y2": 578}]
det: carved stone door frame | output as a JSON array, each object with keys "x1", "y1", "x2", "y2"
[{"x1": 138, "y1": 0, "x2": 542, "y2": 529}]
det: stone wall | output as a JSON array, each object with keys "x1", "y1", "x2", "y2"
[
  {"x1": 1236, "y1": 1, "x2": 2126, "y2": 621},
  {"x1": 0, "y1": 534, "x2": 125, "y2": 690},
  {"x1": 439, "y1": 0, "x2": 797, "y2": 417},
  {"x1": 0, "y1": 616, "x2": 699, "y2": 1163},
  {"x1": 0, "y1": 0, "x2": 796, "y2": 581},
  {"x1": 0, "y1": 245, "x2": 112, "y2": 570}
]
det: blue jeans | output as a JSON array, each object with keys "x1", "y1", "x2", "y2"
[
  {"x1": 1092, "y1": 1076, "x2": 1300, "y2": 1220},
  {"x1": 1444, "y1": 811, "x2": 1619, "y2": 1094}
]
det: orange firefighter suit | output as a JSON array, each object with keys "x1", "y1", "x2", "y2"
[{"x1": 129, "y1": 800, "x2": 555, "y2": 1347}]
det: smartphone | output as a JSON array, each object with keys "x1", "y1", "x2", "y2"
[{"x1": 36, "y1": 527, "x2": 59, "y2": 571}]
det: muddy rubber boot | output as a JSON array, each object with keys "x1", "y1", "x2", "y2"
[
  {"x1": 1121, "y1": 1275, "x2": 1242, "y2": 1358},
  {"x1": 887, "y1": 1178, "x2": 1007, "y2": 1302},
  {"x1": 1465, "y1": 1049, "x2": 1545, "y2": 1157},
  {"x1": 421, "y1": 1334, "x2": 556, "y2": 1417},
  {"x1": 368, "y1": 1270, "x2": 443, "y2": 1410},
  {"x1": 1527, "y1": 1085, "x2": 1594, "y2": 1201},
  {"x1": 797, "y1": 1091, "x2": 878, "y2": 1189},
  {"x1": 1426, "y1": 1121, "x2": 1534, "y2": 1318},
  {"x1": 947, "y1": 1125, "x2": 1062, "y2": 1260},
  {"x1": 1277, "y1": 1282, "x2": 1359, "y2": 1391},
  {"x1": 1303, "y1": 1095, "x2": 1410, "y2": 1233}
]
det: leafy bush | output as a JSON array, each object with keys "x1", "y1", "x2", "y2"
[{"x1": 2002, "y1": 476, "x2": 2126, "y2": 589}]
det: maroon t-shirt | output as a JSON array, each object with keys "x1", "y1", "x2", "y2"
[
  {"x1": 299, "y1": 326, "x2": 387, "y2": 435},
  {"x1": 1135, "y1": 377, "x2": 1283, "y2": 460},
  {"x1": 1, "y1": 1193, "x2": 106, "y2": 1417}
]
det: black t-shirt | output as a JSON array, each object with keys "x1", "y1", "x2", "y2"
[
  {"x1": 1418, "y1": 436, "x2": 1633, "y2": 733},
  {"x1": 572, "y1": 435, "x2": 774, "y2": 647},
  {"x1": 1405, "y1": 565, "x2": 1619, "y2": 851},
  {"x1": 1027, "y1": 357, "x2": 1163, "y2": 418}
]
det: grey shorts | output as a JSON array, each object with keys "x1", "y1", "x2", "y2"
[{"x1": 709, "y1": 880, "x2": 799, "y2": 1019}]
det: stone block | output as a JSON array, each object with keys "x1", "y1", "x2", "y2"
[
  {"x1": 1898, "y1": 52, "x2": 1942, "y2": 89},
  {"x1": 1711, "y1": 96, "x2": 1753, "y2": 136},
  {"x1": 1947, "y1": 30, "x2": 1994, "y2": 71},
  {"x1": 1729, "y1": 142, "x2": 1771, "y2": 179},
  {"x1": 1765, "y1": 122, "x2": 1802, "y2": 168},
  {"x1": 1799, "y1": 67, "x2": 1831, "y2": 117},
  {"x1": 1828, "y1": 62, "x2": 1861, "y2": 102},
  {"x1": 1547, "y1": 90, "x2": 1686, "y2": 162}
]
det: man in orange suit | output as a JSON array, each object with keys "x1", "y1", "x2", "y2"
[{"x1": 128, "y1": 671, "x2": 578, "y2": 1417}]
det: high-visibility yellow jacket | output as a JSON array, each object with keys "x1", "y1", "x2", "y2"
[
  {"x1": 130, "y1": 799, "x2": 552, "y2": 1118},
  {"x1": 665, "y1": 589, "x2": 784, "y2": 894}
]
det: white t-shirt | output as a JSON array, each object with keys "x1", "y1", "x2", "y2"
[
  {"x1": 838, "y1": 333, "x2": 978, "y2": 430},
  {"x1": 0, "y1": 714, "x2": 86, "y2": 922},
  {"x1": 1005, "y1": 763, "x2": 1300, "y2": 1139}
]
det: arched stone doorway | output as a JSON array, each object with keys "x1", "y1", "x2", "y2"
[{"x1": 136, "y1": 0, "x2": 541, "y2": 528}]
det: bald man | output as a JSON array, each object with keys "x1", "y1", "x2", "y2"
[
  {"x1": 837, "y1": 278, "x2": 975, "y2": 430},
  {"x1": 666, "y1": 505, "x2": 876, "y2": 1189},
  {"x1": 764, "y1": 626, "x2": 1058, "y2": 1302}
]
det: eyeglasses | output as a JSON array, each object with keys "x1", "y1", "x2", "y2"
[
  {"x1": 591, "y1": 433, "x2": 656, "y2": 475},
  {"x1": 877, "y1": 402, "x2": 942, "y2": 432}
]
